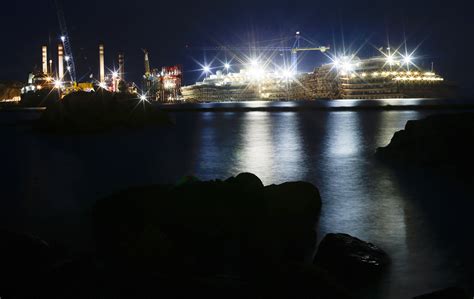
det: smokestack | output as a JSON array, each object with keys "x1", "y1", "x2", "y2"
[
  {"x1": 58, "y1": 44, "x2": 64, "y2": 79},
  {"x1": 144, "y1": 50, "x2": 150, "y2": 75},
  {"x1": 42, "y1": 46, "x2": 48, "y2": 74},
  {"x1": 118, "y1": 53, "x2": 125, "y2": 81},
  {"x1": 99, "y1": 44, "x2": 105, "y2": 83}
]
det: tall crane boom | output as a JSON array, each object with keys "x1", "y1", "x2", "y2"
[
  {"x1": 54, "y1": 0, "x2": 76, "y2": 82},
  {"x1": 195, "y1": 43, "x2": 329, "y2": 74}
]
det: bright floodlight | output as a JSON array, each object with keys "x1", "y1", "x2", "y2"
[
  {"x1": 99, "y1": 82, "x2": 107, "y2": 89},
  {"x1": 403, "y1": 55, "x2": 412, "y2": 65},
  {"x1": 53, "y1": 80, "x2": 63, "y2": 89},
  {"x1": 250, "y1": 58, "x2": 259, "y2": 66},
  {"x1": 333, "y1": 58, "x2": 341, "y2": 68},
  {"x1": 60, "y1": 36, "x2": 66, "y2": 42},
  {"x1": 386, "y1": 55, "x2": 395, "y2": 65},
  {"x1": 282, "y1": 68, "x2": 294, "y2": 79},
  {"x1": 112, "y1": 71, "x2": 119, "y2": 79},
  {"x1": 224, "y1": 63, "x2": 230, "y2": 70},
  {"x1": 203, "y1": 65, "x2": 211, "y2": 73},
  {"x1": 342, "y1": 62, "x2": 353, "y2": 72},
  {"x1": 139, "y1": 94, "x2": 147, "y2": 101}
]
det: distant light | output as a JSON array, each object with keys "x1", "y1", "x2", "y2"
[
  {"x1": 296, "y1": 31, "x2": 300, "y2": 35},
  {"x1": 224, "y1": 63, "x2": 230, "y2": 70},
  {"x1": 139, "y1": 94, "x2": 147, "y2": 101},
  {"x1": 99, "y1": 82, "x2": 107, "y2": 89},
  {"x1": 282, "y1": 68, "x2": 295, "y2": 79},
  {"x1": 403, "y1": 55, "x2": 413, "y2": 65},
  {"x1": 36, "y1": 85, "x2": 42, "y2": 90},
  {"x1": 67, "y1": 66, "x2": 71, "y2": 71},
  {"x1": 112, "y1": 71, "x2": 119, "y2": 79},
  {"x1": 53, "y1": 80, "x2": 63, "y2": 89},
  {"x1": 386, "y1": 55, "x2": 395, "y2": 65},
  {"x1": 60, "y1": 36, "x2": 66, "y2": 42},
  {"x1": 65, "y1": 56, "x2": 70, "y2": 62}
]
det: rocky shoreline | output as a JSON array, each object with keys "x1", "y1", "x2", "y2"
[
  {"x1": 376, "y1": 113, "x2": 474, "y2": 176},
  {"x1": 33, "y1": 91, "x2": 172, "y2": 134},
  {"x1": 2, "y1": 173, "x2": 468, "y2": 298}
]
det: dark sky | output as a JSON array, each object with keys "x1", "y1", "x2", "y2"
[{"x1": 1, "y1": 0, "x2": 473, "y2": 93}]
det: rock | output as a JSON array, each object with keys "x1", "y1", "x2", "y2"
[
  {"x1": 20, "y1": 88, "x2": 60, "y2": 107},
  {"x1": 226, "y1": 172, "x2": 265, "y2": 193},
  {"x1": 0, "y1": 229, "x2": 56, "y2": 296},
  {"x1": 413, "y1": 287, "x2": 471, "y2": 299},
  {"x1": 260, "y1": 263, "x2": 352, "y2": 299},
  {"x1": 314, "y1": 233, "x2": 389, "y2": 282},
  {"x1": 36, "y1": 91, "x2": 172, "y2": 133},
  {"x1": 376, "y1": 113, "x2": 474, "y2": 175},
  {"x1": 92, "y1": 174, "x2": 322, "y2": 275},
  {"x1": 256, "y1": 182, "x2": 322, "y2": 264}
]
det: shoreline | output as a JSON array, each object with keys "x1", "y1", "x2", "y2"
[
  {"x1": 2, "y1": 99, "x2": 474, "y2": 113},
  {"x1": 156, "y1": 103, "x2": 474, "y2": 112}
]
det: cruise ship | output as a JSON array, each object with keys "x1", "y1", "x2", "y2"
[{"x1": 181, "y1": 55, "x2": 456, "y2": 101}]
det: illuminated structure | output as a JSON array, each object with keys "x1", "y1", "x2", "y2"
[
  {"x1": 182, "y1": 50, "x2": 456, "y2": 101},
  {"x1": 99, "y1": 44, "x2": 105, "y2": 83},
  {"x1": 182, "y1": 67, "x2": 308, "y2": 102},
  {"x1": 142, "y1": 50, "x2": 183, "y2": 102},
  {"x1": 311, "y1": 54, "x2": 456, "y2": 99},
  {"x1": 57, "y1": 44, "x2": 64, "y2": 80},
  {"x1": 42, "y1": 46, "x2": 48, "y2": 75}
]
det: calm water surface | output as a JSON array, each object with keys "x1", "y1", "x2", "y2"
[{"x1": 0, "y1": 100, "x2": 473, "y2": 298}]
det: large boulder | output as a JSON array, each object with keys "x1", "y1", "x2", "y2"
[
  {"x1": 314, "y1": 233, "x2": 389, "y2": 283},
  {"x1": 93, "y1": 174, "x2": 322, "y2": 275},
  {"x1": 256, "y1": 182, "x2": 322, "y2": 264},
  {"x1": 0, "y1": 229, "x2": 57, "y2": 296},
  {"x1": 376, "y1": 113, "x2": 474, "y2": 174},
  {"x1": 413, "y1": 287, "x2": 471, "y2": 299}
]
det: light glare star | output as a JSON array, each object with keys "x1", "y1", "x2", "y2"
[
  {"x1": 403, "y1": 54, "x2": 413, "y2": 65},
  {"x1": 53, "y1": 80, "x2": 63, "y2": 89}
]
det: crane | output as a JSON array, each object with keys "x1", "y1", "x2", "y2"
[
  {"x1": 193, "y1": 33, "x2": 329, "y2": 74},
  {"x1": 54, "y1": 0, "x2": 76, "y2": 82}
]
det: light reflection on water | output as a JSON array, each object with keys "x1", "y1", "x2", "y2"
[{"x1": 0, "y1": 105, "x2": 473, "y2": 298}]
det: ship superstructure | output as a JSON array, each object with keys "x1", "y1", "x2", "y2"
[
  {"x1": 317, "y1": 55, "x2": 455, "y2": 99},
  {"x1": 182, "y1": 53, "x2": 456, "y2": 101}
]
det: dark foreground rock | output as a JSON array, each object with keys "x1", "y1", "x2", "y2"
[
  {"x1": 0, "y1": 230, "x2": 58, "y2": 297},
  {"x1": 35, "y1": 91, "x2": 172, "y2": 133},
  {"x1": 3, "y1": 174, "x2": 392, "y2": 298},
  {"x1": 93, "y1": 173, "x2": 322, "y2": 271},
  {"x1": 413, "y1": 287, "x2": 471, "y2": 299},
  {"x1": 314, "y1": 233, "x2": 390, "y2": 284},
  {"x1": 376, "y1": 113, "x2": 474, "y2": 175},
  {"x1": 89, "y1": 173, "x2": 352, "y2": 298}
]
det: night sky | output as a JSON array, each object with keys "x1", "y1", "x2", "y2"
[{"x1": 1, "y1": 0, "x2": 472, "y2": 94}]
